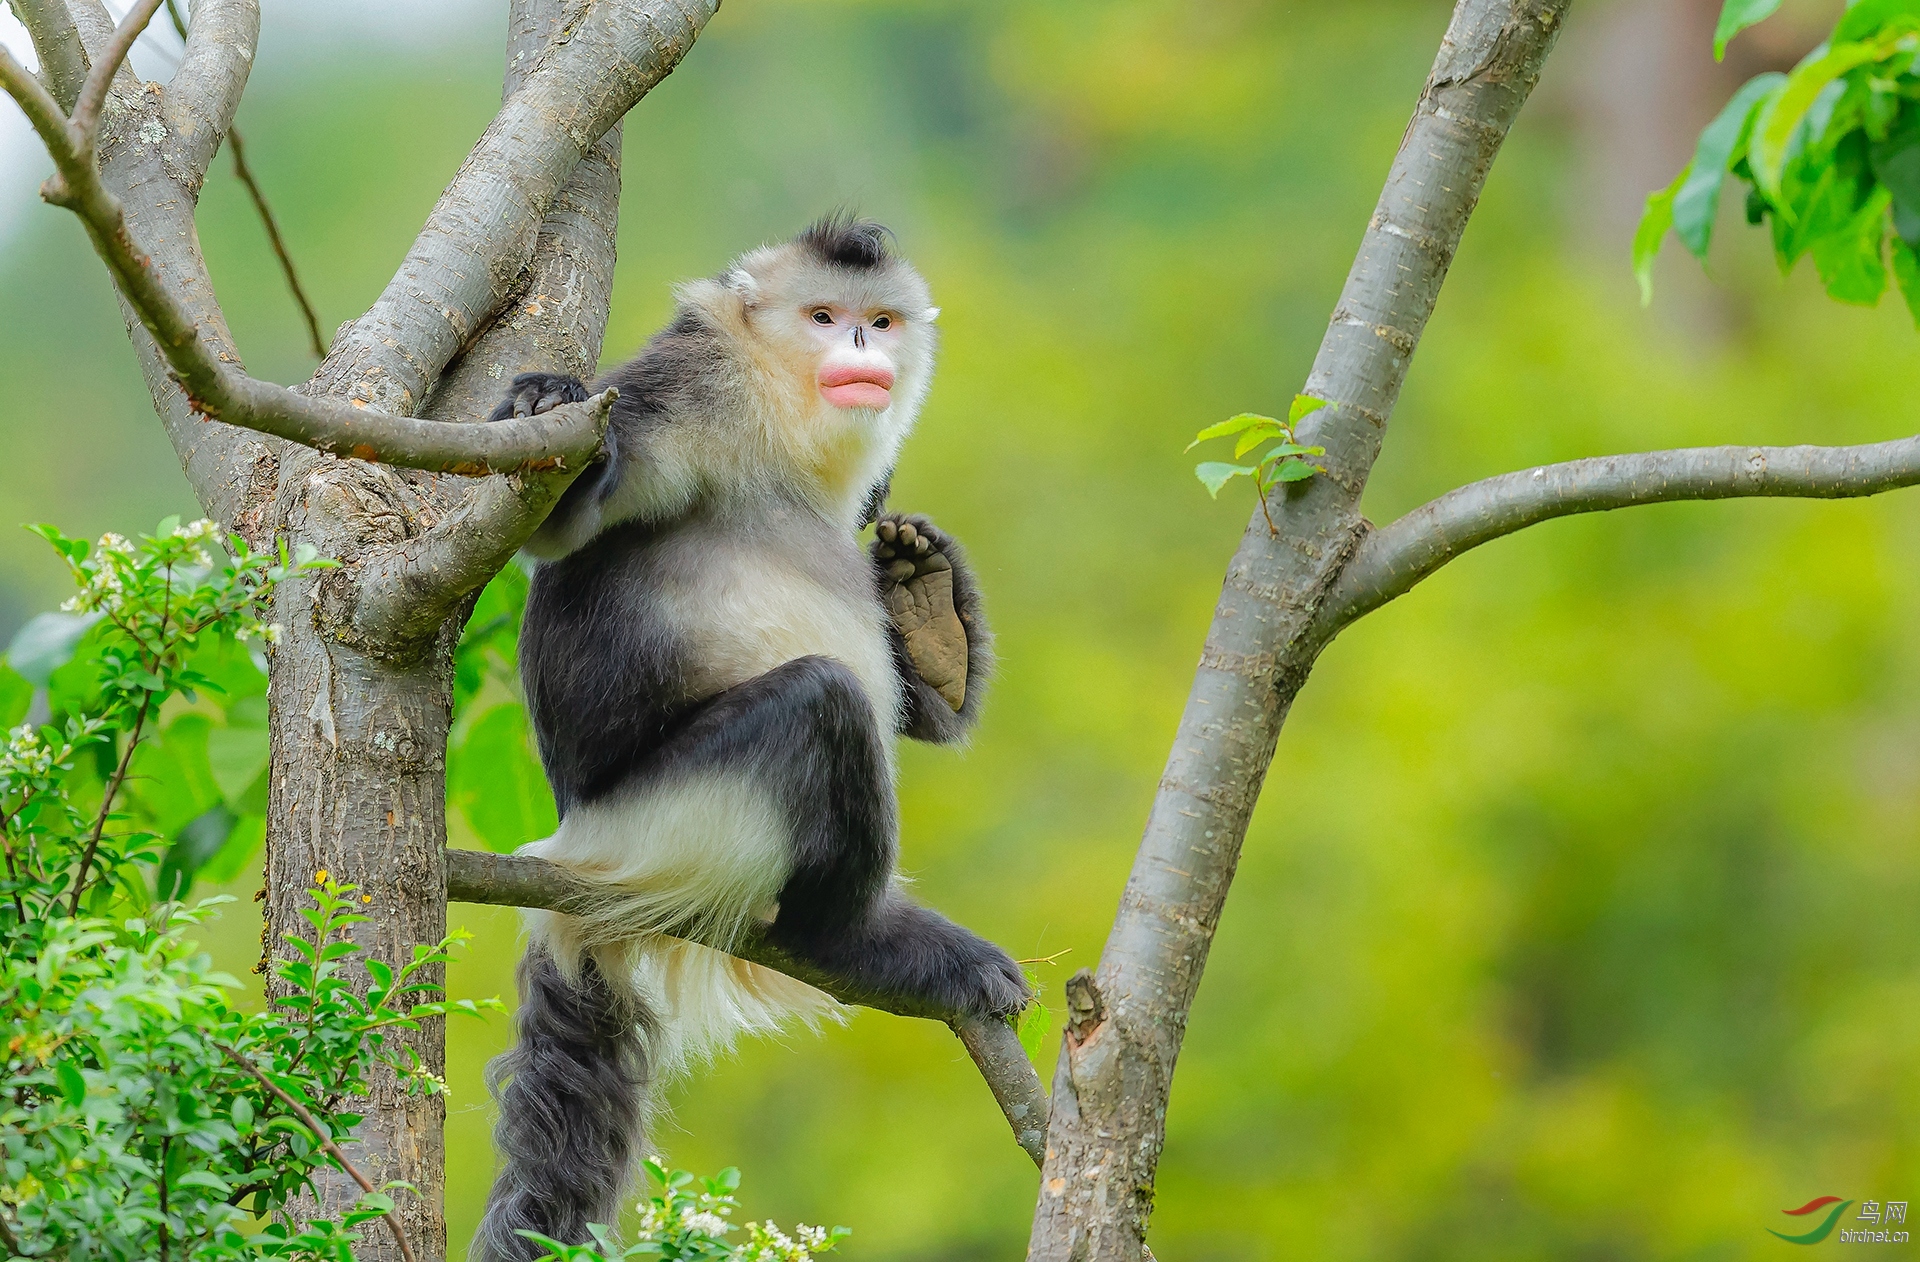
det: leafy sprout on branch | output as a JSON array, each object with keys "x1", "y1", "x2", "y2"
[{"x1": 1187, "y1": 394, "x2": 1329, "y2": 535}]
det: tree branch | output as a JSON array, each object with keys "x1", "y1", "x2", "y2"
[
  {"x1": 1318, "y1": 435, "x2": 1920, "y2": 634},
  {"x1": 161, "y1": 0, "x2": 262, "y2": 190},
  {"x1": 7, "y1": 0, "x2": 90, "y2": 108},
  {"x1": 1027, "y1": 3, "x2": 1571, "y2": 1257},
  {"x1": 312, "y1": 0, "x2": 720, "y2": 416},
  {"x1": 445, "y1": 849, "x2": 1050, "y2": 1168}
]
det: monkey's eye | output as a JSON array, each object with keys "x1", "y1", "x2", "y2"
[
  {"x1": 811, "y1": 309, "x2": 834, "y2": 326},
  {"x1": 871, "y1": 314, "x2": 893, "y2": 330}
]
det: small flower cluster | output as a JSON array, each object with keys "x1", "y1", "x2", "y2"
[
  {"x1": 0, "y1": 723, "x2": 55, "y2": 782},
  {"x1": 527, "y1": 1161, "x2": 847, "y2": 1262},
  {"x1": 37, "y1": 518, "x2": 316, "y2": 661},
  {"x1": 740, "y1": 1220, "x2": 843, "y2": 1262}
]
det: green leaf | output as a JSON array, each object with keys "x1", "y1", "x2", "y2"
[
  {"x1": 198, "y1": 813, "x2": 266, "y2": 886},
  {"x1": 1254, "y1": 442, "x2": 1321, "y2": 466},
  {"x1": 1016, "y1": 998, "x2": 1052, "y2": 1061},
  {"x1": 1836, "y1": 0, "x2": 1920, "y2": 44},
  {"x1": 56, "y1": 1060, "x2": 86, "y2": 1106},
  {"x1": 1268, "y1": 460, "x2": 1322, "y2": 483},
  {"x1": 158, "y1": 804, "x2": 239, "y2": 901},
  {"x1": 1753, "y1": 37, "x2": 1905, "y2": 198},
  {"x1": 1869, "y1": 103, "x2": 1920, "y2": 243},
  {"x1": 1287, "y1": 393, "x2": 1328, "y2": 426},
  {"x1": 1811, "y1": 187, "x2": 1892, "y2": 302},
  {"x1": 1232, "y1": 425, "x2": 1283, "y2": 458},
  {"x1": 1634, "y1": 169, "x2": 1685, "y2": 305},
  {"x1": 125, "y1": 713, "x2": 223, "y2": 839},
  {"x1": 449, "y1": 704, "x2": 559, "y2": 854},
  {"x1": 207, "y1": 722, "x2": 270, "y2": 808},
  {"x1": 176, "y1": 1172, "x2": 234, "y2": 1195},
  {"x1": 1193, "y1": 462, "x2": 1257, "y2": 498},
  {"x1": 1674, "y1": 73, "x2": 1788, "y2": 258},
  {"x1": 1892, "y1": 235, "x2": 1920, "y2": 324},
  {"x1": 5, "y1": 611, "x2": 102, "y2": 686},
  {"x1": 1186, "y1": 413, "x2": 1279, "y2": 451},
  {"x1": 1715, "y1": 0, "x2": 1782, "y2": 59},
  {"x1": 0, "y1": 662, "x2": 29, "y2": 729}
]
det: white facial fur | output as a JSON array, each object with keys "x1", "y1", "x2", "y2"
[{"x1": 672, "y1": 242, "x2": 940, "y2": 527}]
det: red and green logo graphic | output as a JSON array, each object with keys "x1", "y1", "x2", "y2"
[{"x1": 1769, "y1": 1196, "x2": 1853, "y2": 1244}]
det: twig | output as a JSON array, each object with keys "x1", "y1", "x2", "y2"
[
  {"x1": 226, "y1": 128, "x2": 327, "y2": 358},
  {"x1": 161, "y1": 0, "x2": 324, "y2": 358},
  {"x1": 445, "y1": 848, "x2": 1052, "y2": 1166},
  {"x1": 216, "y1": 1044, "x2": 419, "y2": 1262},
  {"x1": 68, "y1": 692, "x2": 152, "y2": 915}
]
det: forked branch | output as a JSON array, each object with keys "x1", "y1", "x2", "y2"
[
  {"x1": 445, "y1": 849, "x2": 1051, "y2": 1167},
  {"x1": 1319, "y1": 435, "x2": 1920, "y2": 634},
  {"x1": 0, "y1": 9, "x2": 611, "y2": 475}
]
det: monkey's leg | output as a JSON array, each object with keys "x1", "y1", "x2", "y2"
[
  {"x1": 657, "y1": 655, "x2": 1029, "y2": 1018},
  {"x1": 475, "y1": 947, "x2": 655, "y2": 1262}
]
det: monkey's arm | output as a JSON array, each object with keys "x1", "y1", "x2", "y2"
[{"x1": 871, "y1": 513, "x2": 993, "y2": 744}]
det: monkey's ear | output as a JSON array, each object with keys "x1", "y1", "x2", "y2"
[
  {"x1": 723, "y1": 267, "x2": 762, "y2": 306},
  {"x1": 923, "y1": 306, "x2": 941, "y2": 322}
]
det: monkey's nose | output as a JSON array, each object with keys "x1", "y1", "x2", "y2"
[{"x1": 853, "y1": 326, "x2": 867, "y2": 350}]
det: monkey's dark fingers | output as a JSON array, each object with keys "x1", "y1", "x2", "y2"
[{"x1": 877, "y1": 519, "x2": 898, "y2": 543}]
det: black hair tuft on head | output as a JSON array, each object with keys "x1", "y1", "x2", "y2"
[{"x1": 795, "y1": 212, "x2": 894, "y2": 270}]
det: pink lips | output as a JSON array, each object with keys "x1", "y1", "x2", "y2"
[{"x1": 818, "y1": 363, "x2": 895, "y2": 410}]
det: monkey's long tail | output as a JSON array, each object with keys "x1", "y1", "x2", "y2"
[{"x1": 473, "y1": 946, "x2": 657, "y2": 1262}]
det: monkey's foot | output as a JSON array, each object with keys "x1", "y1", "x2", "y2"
[
  {"x1": 488, "y1": 371, "x2": 590, "y2": 421},
  {"x1": 873, "y1": 514, "x2": 967, "y2": 712}
]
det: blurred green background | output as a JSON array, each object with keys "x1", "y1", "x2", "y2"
[{"x1": 5, "y1": 0, "x2": 1919, "y2": 1256}]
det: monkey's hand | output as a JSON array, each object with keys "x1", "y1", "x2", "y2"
[
  {"x1": 873, "y1": 514, "x2": 968, "y2": 712},
  {"x1": 488, "y1": 372, "x2": 592, "y2": 422}
]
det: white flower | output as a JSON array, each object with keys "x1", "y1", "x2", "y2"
[
  {"x1": 97, "y1": 532, "x2": 133, "y2": 554},
  {"x1": 680, "y1": 1208, "x2": 733, "y2": 1236},
  {"x1": 261, "y1": 623, "x2": 283, "y2": 645}
]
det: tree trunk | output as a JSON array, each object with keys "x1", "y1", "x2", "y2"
[{"x1": 260, "y1": 469, "x2": 460, "y2": 1262}]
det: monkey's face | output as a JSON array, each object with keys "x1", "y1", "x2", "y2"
[
  {"x1": 731, "y1": 250, "x2": 939, "y2": 426},
  {"x1": 806, "y1": 301, "x2": 909, "y2": 410}
]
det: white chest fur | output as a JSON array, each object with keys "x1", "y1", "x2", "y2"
[{"x1": 654, "y1": 534, "x2": 902, "y2": 741}]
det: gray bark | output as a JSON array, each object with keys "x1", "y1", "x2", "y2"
[
  {"x1": 1319, "y1": 436, "x2": 1920, "y2": 633},
  {"x1": 1026, "y1": 4, "x2": 1572, "y2": 1257}
]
